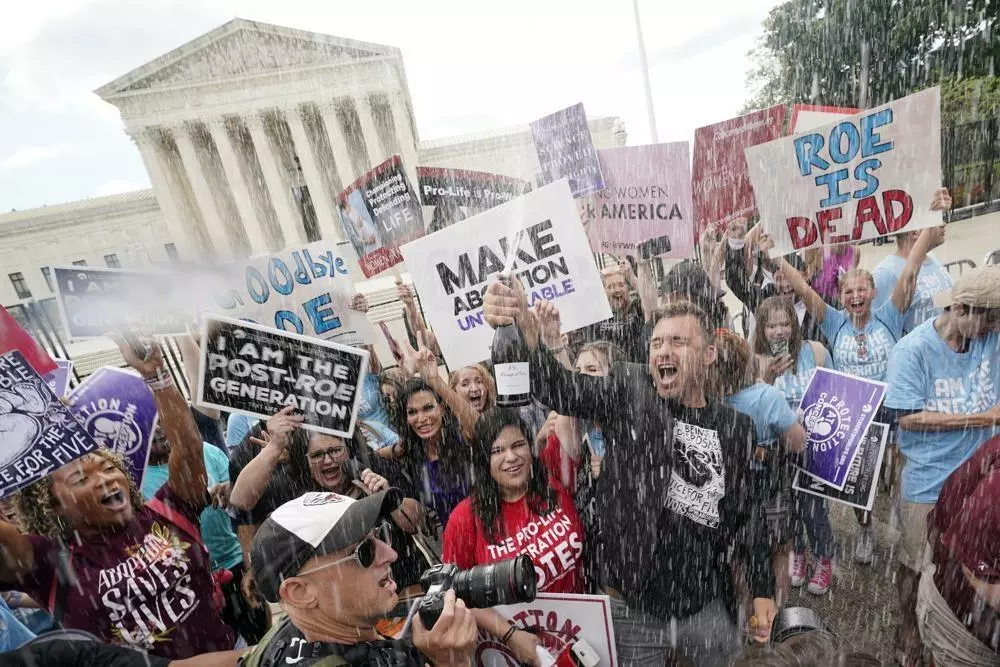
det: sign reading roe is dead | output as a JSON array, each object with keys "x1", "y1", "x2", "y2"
[{"x1": 745, "y1": 87, "x2": 942, "y2": 256}]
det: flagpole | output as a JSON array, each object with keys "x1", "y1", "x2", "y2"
[{"x1": 633, "y1": 0, "x2": 658, "y2": 143}]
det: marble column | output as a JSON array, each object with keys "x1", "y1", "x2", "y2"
[
  {"x1": 207, "y1": 117, "x2": 270, "y2": 254},
  {"x1": 283, "y1": 105, "x2": 342, "y2": 241},
  {"x1": 318, "y1": 101, "x2": 357, "y2": 191},
  {"x1": 389, "y1": 92, "x2": 420, "y2": 190},
  {"x1": 171, "y1": 123, "x2": 233, "y2": 261},
  {"x1": 354, "y1": 94, "x2": 388, "y2": 169},
  {"x1": 129, "y1": 127, "x2": 196, "y2": 260},
  {"x1": 243, "y1": 113, "x2": 305, "y2": 247}
]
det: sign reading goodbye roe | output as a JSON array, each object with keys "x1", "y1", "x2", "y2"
[{"x1": 745, "y1": 87, "x2": 941, "y2": 256}]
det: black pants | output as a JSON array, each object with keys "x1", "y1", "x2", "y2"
[{"x1": 220, "y1": 563, "x2": 271, "y2": 645}]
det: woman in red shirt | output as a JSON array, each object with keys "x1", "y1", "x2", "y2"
[{"x1": 443, "y1": 408, "x2": 585, "y2": 665}]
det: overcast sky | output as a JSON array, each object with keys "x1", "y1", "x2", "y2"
[{"x1": 0, "y1": 0, "x2": 782, "y2": 212}]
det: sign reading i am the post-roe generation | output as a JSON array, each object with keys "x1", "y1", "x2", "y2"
[{"x1": 197, "y1": 316, "x2": 369, "y2": 438}]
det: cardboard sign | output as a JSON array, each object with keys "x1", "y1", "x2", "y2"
[
  {"x1": 416, "y1": 167, "x2": 532, "y2": 209},
  {"x1": 794, "y1": 421, "x2": 888, "y2": 511},
  {"x1": 197, "y1": 316, "x2": 369, "y2": 437},
  {"x1": 203, "y1": 241, "x2": 376, "y2": 347},
  {"x1": 336, "y1": 156, "x2": 424, "y2": 278},
  {"x1": 692, "y1": 104, "x2": 786, "y2": 236},
  {"x1": 581, "y1": 143, "x2": 694, "y2": 258},
  {"x1": 42, "y1": 360, "x2": 73, "y2": 398},
  {"x1": 53, "y1": 266, "x2": 189, "y2": 339},
  {"x1": 0, "y1": 351, "x2": 100, "y2": 498},
  {"x1": 789, "y1": 104, "x2": 860, "y2": 134},
  {"x1": 477, "y1": 594, "x2": 618, "y2": 667},
  {"x1": 798, "y1": 368, "x2": 886, "y2": 490},
  {"x1": 67, "y1": 367, "x2": 158, "y2": 488},
  {"x1": 745, "y1": 87, "x2": 942, "y2": 255},
  {"x1": 530, "y1": 103, "x2": 605, "y2": 198},
  {"x1": 400, "y1": 180, "x2": 612, "y2": 369}
]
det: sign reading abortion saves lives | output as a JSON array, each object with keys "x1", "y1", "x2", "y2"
[
  {"x1": 746, "y1": 87, "x2": 942, "y2": 256},
  {"x1": 401, "y1": 180, "x2": 611, "y2": 369},
  {"x1": 197, "y1": 316, "x2": 369, "y2": 437}
]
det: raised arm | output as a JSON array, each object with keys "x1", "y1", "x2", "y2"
[
  {"x1": 178, "y1": 333, "x2": 219, "y2": 420},
  {"x1": 891, "y1": 226, "x2": 936, "y2": 314},
  {"x1": 776, "y1": 256, "x2": 829, "y2": 324},
  {"x1": 412, "y1": 333, "x2": 480, "y2": 443},
  {"x1": 636, "y1": 258, "x2": 659, "y2": 322},
  {"x1": 229, "y1": 407, "x2": 301, "y2": 511},
  {"x1": 532, "y1": 300, "x2": 573, "y2": 371}
]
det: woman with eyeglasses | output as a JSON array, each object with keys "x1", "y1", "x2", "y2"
[{"x1": 443, "y1": 408, "x2": 585, "y2": 666}]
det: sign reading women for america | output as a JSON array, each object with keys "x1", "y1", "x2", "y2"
[{"x1": 400, "y1": 180, "x2": 611, "y2": 369}]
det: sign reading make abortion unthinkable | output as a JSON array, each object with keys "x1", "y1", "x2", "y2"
[
  {"x1": 530, "y1": 103, "x2": 605, "y2": 198},
  {"x1": 798, "y1": 368, "x2": 887, "y2": 491},
  {"x1": 336, "y1": 156, "x2": 424, "y2": 279},
  {"x1": 204, "y1": 241, "x2": 376, "y2": 347},
  {"x1": 745, "y1": 87, "x2": 942, "y2": 256},
  {"x1": 54, "y1": 266, "x2": 189, "y2": 339},
  {"x1": 400, "y1": 179, "x2": 612, "y2": 369},
  {"x1": 197, "y1": 316, "x2": 369, "y2": 438},
  {"x1": 67, "y1": 367, "x2": 158, "y2": 488},
  {"x1": 0, "y1": 351, "x2": 100, "y2": 498},
  {"x1": 794, "y1": 421, "x2": 889, "y2": 511},
  {"x1": 416, "y1": 167, "x2": 532, "y2": 210},
  {"x1": 581, "y1": 143, "x2": 694, "y2": 258}
]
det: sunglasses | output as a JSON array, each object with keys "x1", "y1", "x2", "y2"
[
  {"x1": 307, "y1": 446, "x2": 349, "y2": 463},
  {"x1": 298, "y1": 522, "x2": 392, "y2": 575},
  {"x1": 855, "y1": 333, "x2": 868, "y2": 360}
]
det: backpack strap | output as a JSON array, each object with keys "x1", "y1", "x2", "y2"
[{"x1": 146, "y1": 497, "x2": 209, "y2": 557}]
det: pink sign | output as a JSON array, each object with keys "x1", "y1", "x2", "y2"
[{"x1": 581, "y1": 143, "x2": 694, "y2": 258}]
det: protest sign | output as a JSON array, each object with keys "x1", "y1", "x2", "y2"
[
  {"x1": 202, "y1": 241, "x2": 376, "y2": 347},
  {"x1": 54, "y1": 266, "x2": 189, "y2": 339},
  {"x1": 794, "y1": 421, "x2": 889, "y2": 511},
  {"x1": 475, "y1": 594, "x2": 617, "y2": 667},
  {"x1": 197, "y1": 315, "x2": 369, "y2": 437},
  {"x1": 789, "y1": 104, "x2": 860, "y2": 134},
  {"x1": 530, "y1": 103, "x2": 605, "y2": 198},
  {"x1": 416, "y1": 167, "x2": 531, "y2": 209},
  {"x1": 692, "y1": 104, "x2": 786, "y2": 236},
  {"x1": 0, "y1": 351, "x2": 100, "y2": 498},
  {"x1": 67, "y1": 367, "x2": 157, "y2": 488},
  {"x1": 798, "y1": 368, "x2": 886, "y2": 490},
  {"x1": 335, "y1": 156, "x2": 424, "y2": 278},
  {"x1": 400, "y1": 179, "x2": 612, "y2": 369},
  {"x1": 581, "y1": 143, "x2": 694, "y2": 258},
  {"x1": 745, "y1": 87, "x2": 942, "y2": 255},
  {"x1": 0, "y1": 305, "x2": 57, "y2": 375},
  {"x1": 42, "y1": 360, "x2": 73, "y2": 398}
]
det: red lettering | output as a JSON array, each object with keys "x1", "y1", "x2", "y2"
[
  {"x1": 785, "y1": 216, "x2": 817, "y2": 249},
  {"x1": 816, "y1": 208, "x2": 847, "y2": 244},
  {"x1": 883, "y1": 189, "x2": 913, "y2": 232},
  {"x1": 853, "y1": 195, "x2": 887, "y2": 237}
]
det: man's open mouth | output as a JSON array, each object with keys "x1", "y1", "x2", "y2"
[{"x1": 657, "y1": 363, "x2": 678, "y2": 383}]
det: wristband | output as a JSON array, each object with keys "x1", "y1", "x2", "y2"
[
  {"x1": 143, "y1": 369, "x2": 174, "y2": 392},
  {"x1": 547, "y1": 344, "x2": 566, "y2": 355},
  {"x1": 501, "y1": 623, "x2": 518, "y2": 645}
]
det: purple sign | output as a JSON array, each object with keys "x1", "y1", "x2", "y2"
[
  {"x1": 799, "y1": 368, "x2": 886, "y2": 490},
  {"x1": 67, "y1": 367, "x2": 157, "y2": 487},
  {"x1": 530, "y1": 102, "x2": 605, "y2": 198},
  {"x1": 0, "y1": 351, "x2": 100, "y2": 498},
  {"x1": 42, "y1": 360, "x2": 73, "y2": 398}
]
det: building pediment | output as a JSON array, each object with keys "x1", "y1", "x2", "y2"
[{"x1": 96, "y1": 18, "x2": 396, "y2": 99}]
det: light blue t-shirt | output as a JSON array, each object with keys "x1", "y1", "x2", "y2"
[
  {"x1": 225, "y1": 413, "x2": 258, "y2": 449},
  {"x1": 820, "y1": 300, "x2": 904, "y2": 382},
  {"x1": 0, "y1": 597, "x2": 34, "y2": 652},
  {"x1": 141, "y1": 443, "x2": 244, "y2": 571},
  {"x1": 886, "y1": 319, "x2": 1000, "y2": 503},
  {"x1": 727, "y1": 382, "x2": 799, "y2": 448},
  {"x1": 872, "y1": 253, "x2": 953, "y2": 334},
  {"x1": 357, "y1": 373, "x2": 400, "y2": 450},
  {"x1": 772, "y1": 342, "x2": 831, "y2": 410}
]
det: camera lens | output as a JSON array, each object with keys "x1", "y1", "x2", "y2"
[{"x1": 452, "y1": 555, "x2": 537, "y2": 609}]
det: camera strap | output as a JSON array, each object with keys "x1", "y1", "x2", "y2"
[{"x1": 279, "y1": 636, "x2": 424, "y2": 667}]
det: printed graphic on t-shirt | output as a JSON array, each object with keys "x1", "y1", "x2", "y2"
[
  {"x1": 926, "y1": 358, "x2": 998, "y2": 414},
  {"x1": 832, "y1": 328, "x2": 893, "y2": 380},
  {"x1": 909, "y1": 270, "x2": 952, "y2": 328},
  {"x1": 99, "y1": 523, "x2": 199, "y2": 650},
  {"x1": 666, "y1": 421, "x2": 725, "y2": 528},
  {"x1": 484, "y1": 509, "x2": 582, "y2": 591}
]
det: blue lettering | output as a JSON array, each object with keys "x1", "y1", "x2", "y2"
[
  {"x1": 246, "y1": 268, "x2": 269, "y2": 304},
  {"x1": 829, "y1": 121, "x2": 861, "y2": 163},
  {"x1": 304, "y1": 293, "x2": 342, "y2": 335},
  {"x1": 815, "y1": 169, "x2": 851, "y2": 207},
  {"x1": 303, "y1": 250, "x2": 327, "y2": 279},
  {"x1": 861, "y1": 109, "x2": 893, "y2": 156},
  {"x1": 275, "y1": 311, "x2": 304, "y2": 333},
  {"x1": 290, "y1": 251, "x2": 312, "y2": 285},
  {"x1": 562, "y1": 279, "x2": 575, "y2": 295},
  {"x1": 334, "y1": 256, "x2": 348, "y2": 276},
  {"x1": 457, "y1": 311, "x2": 485, "y2": 331},
  {"x1": 794, "y1": 134, "x2": 829, "y2": 176},
  {"x1": 853, "y1": 158, "x2": 882, "y2": 199},
  {"x1": 541, "y1": 286, "x2": 555, "y2": 300},
  {"x1": 269, "y1": 258, "x2": 294, "y2": 296}
]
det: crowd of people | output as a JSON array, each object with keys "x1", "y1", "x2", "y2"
[{"x1": 0, "y1": 185, "x2": 999, "y2": 667}]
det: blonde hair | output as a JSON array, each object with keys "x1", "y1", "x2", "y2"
[
  {"x1": 14, "y1": 449, "x2": 145, "y2": 539},
  {"x1": 838, "y1": 269, "x2": 875, "y2": 297},
  {"x1": 448, "y1": 364, "x2": 496, "y2": 410}
]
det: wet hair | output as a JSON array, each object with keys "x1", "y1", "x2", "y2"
[
  {"x1": 393, "y1": 378, "x2": 470, "y2": 488},
  {"x1": 287, "y1": 429, "x2": 368, "y2": 494},
  {"x1": 649, "y1": 299, "x2": 716, "y2": 346},
  {"x1": 712, "y1": 330, "x2": 756, "y2": 397},
  {"x1": 448, "y1": 364, "x2": 497, "y2": 410},
  {"x1": 15, "y1": 449, "x2": 145, "y2": 539},
  {"x1": 837, "y1": 268, "x2": 875, "y2": 298},
  {"x1": 471, "y1": 408, "x2": 556, "y2": 543},
  {"x1": 752, "y1": 296, "x2": 804, "y2": 373},
  {"x1": 380, "y1": 368, "x2": 405, "y2": 393},
  {"x1": 576, "y1": 341, "x2": 624, "y2": 370}
]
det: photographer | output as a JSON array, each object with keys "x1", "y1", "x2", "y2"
[{"x1": 240, "y1": 491, "x2": 476, "y2": 667}]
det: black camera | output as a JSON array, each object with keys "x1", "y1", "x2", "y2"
[
  {"x1": 417, "y1": 555, "x2": 537, "y2": 628},
  {"x1": 638, "y1": 235, "x2": 672, "y2": 260}
]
